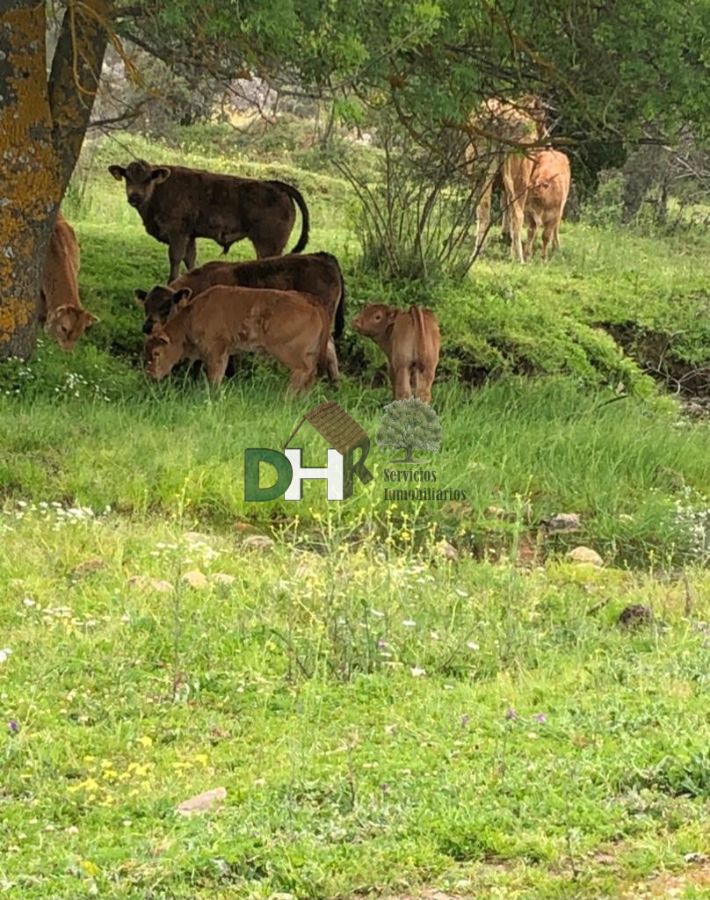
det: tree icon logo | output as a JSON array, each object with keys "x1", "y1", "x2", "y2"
[{"x1": 376, "y1": 398, "x2": 442, "y2": 464}]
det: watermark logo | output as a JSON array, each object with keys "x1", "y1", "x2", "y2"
[
  {"x1": 244, "y1": 402, "x2": 373, "y2": 501},
  {"x1": 376, "y1": 398, "x2": 442, "y2": 464},
  {"x1": 377, "y1": 399, "x2": 466, "y2": 502}
]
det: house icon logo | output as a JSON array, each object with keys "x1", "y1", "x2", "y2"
[{"x1": 244, "y1": 402, "x2": 374, "y2": 501}]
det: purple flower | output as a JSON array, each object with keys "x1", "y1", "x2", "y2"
[
  {"x1": 505, "y1": 707, "x2": 517, "y2": 721},
  {"x1": 8, "y1": 720, "x2": 20, "y2": 734},
  {"x1": 534, "y1": 712, "x2": 547, "y2": 724}
]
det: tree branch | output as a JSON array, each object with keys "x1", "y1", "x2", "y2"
[{"x1": 48, "y1": 0, "x2": 113, "y2": 187}]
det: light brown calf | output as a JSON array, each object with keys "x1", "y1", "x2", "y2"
[
  {"x1": 145, "y1": 286, "x2": 330, "y2": 393},
  {"x1": 352, "y1": 304, "x2": 441, "y2": 403},
  {"x1": 465, "y1": 96, "x2": 546, "y2": 260},
  {"x1": 524, "y1": 149, "x2": 571, "y2": 260},
  {"x1": 40, "y1": 213, "x2": 98, "y2": 350}
]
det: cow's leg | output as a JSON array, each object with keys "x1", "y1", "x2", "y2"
[
  {"x1": 541, "y1": 220, "x2": 557, "y2": 261},
  {"x1": 325, "y1": 337, "x2": 340, "y2": 384},
  {"x1": 287, "y1": 365, "x2": 316, "y2": 394},
  {"x1": 475, "y1": 182, "x2": 493, "y2": 256},
  {"x1": 205, "y1": 352, "x2": 229, "y2": 386},
  {"x1": 393, "y1": 364, "x2": 412, "y2": 400},
  {"x1": 168, "y1": 235, "x2": 190, "y2": 281},
  {"x1": 525, "y1": 217, "x2": 537, "y2": 260},
  {"x1": 184, "y1": 237, "x2": 197, "y2": 271},
  {"x1": 252, "y1": 235, "x2": 287, "y2": 260},
  {"x1": 508, "y1": 202, "x2": 526, "y2": 263},
  {"x1": 416, "y1": 366, "x2": 436, "y2": 404}
]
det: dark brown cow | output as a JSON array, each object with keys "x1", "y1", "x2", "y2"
[
  {"x1": 352, "y1": 304, "x2": 441, "y2": 403},
  {"x1": 108, "y1": 159, "x2": 310, "y2": 280},
  {"x1": 134, "y1": 252, "x2": 345, "y2": 381},
  {"x1": 40, "y1": 212, "x2": 99, "y2": 350},
  {"x1": 145, "y1": 287, "x2": 330, "y2": 393}
]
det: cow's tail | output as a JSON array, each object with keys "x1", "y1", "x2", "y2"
[
  {"x1": 333, "y1": 258, "x2": 346, "y2": 340},
  {"x1": 411, "y1": 306, "x2": 428, "y2": 369},
  {"x1": 269, "y1": 180, "x2": 310, "y2": 253},
  {"x1": 317, "y1": 305, "x2": 331, "y2": 374}
]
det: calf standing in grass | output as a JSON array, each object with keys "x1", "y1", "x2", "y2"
[
  {"x1": 40, "y1": 212, "x2": 99, "y2": 350},
  {"x1": 524, "y1": 149, "x2": 571, "y2": 260},
  {"x1": 109, "y1": 159, "x2": 310, "y2": 281},
  {"x1": 134, "y1": 251, "x2": 345, "y2": 381},
  {"x1": 352, "y1": 304, "x2": 441, "y2": 403},
  {"x1": 145, "y1": 287, "x2": 330, "y2": 393}
]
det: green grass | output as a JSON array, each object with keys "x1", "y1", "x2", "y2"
[
  {"x1": 1, "y1": 127, "x2": 709, "y2": 899},
  {"x1": 1, "y1": 509, "x2": 708, "y2": 899}
]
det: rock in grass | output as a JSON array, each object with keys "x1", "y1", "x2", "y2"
[
  {"x1": 151, "y1": 580, "x2": 174, "y2": 594},
  {"x1": 566, "y1": 546, "x2": 603, "y2": 567},
  {"x1": 543, "y1": 513, "x2": 582, "y2": 533},
  {"x1": 436, "y1": 540, "x2": 458, "y2": 562},
  {"x1": 127, "y1": 575, "x2": 173, "y2": 593},
  {"x1": 617, "y1": 604, "x2": 653, "y2": 629},
  {"x1": 182, "y1": 570, "x2": 209, "y2": 589},
  {"x1": 213, "y1": 573, "x2": 236, "y2": 587},
  {"x1": 241, "y1": 535, "x2": 275, "y2": 551},
  {"x1": 70, "y1": 558, "x2": 105, "y2": 580},
  {"x1": 176, "y1": 786, "x2": 226, "y2": 816},
  {"x1": 183, "y1": 531, "x2": 213, "y2": 546}
]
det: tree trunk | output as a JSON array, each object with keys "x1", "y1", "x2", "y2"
[{"x1": 0, "y1": 0, "x2": 110, "y2": 361}]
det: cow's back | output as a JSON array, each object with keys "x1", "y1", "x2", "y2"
[
  {"x1": 148, "y1": 168, "x2": 289, "y2": 235},
  {"x1": 171, "y1": 253, "x2": 342, "y2": 310},
  {"x1": 41, "y1": 212, "x2": 80, "y2": 320}
]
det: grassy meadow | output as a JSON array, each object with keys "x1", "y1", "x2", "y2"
[{"x1": 0, "y1": 128, "x2": 709, "y2": 898}]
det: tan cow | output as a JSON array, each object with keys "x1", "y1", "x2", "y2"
[
  {"x1": 145, "y1": 286, "x2": 330, "y2": 393},
  {"x1": 40, "y1": 213, "x2": 99, "y2": 350},
  {"x1": 524, "y1": 149, "x2": 571, "y2": 260},
  {"x1": 465, "y1": 96, "x2": 546, "y2": 261},
  {"x1": 352, "y1": 304, "x2": 440, "y2": 403}
]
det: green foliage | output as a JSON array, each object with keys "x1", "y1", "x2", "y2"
[{"x1": 377, "y1": 398, "x2": 443, "y2": 462}]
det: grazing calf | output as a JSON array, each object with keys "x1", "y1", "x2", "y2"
[
  {"x1": 352, "y1": 304, "x2": 441, "y2": 403},
  {"x1": 134, "y1": 251, "x2": 345, "y2": 381},
  {"x1": 524, "y1": 149, "x2": 571, "y2": 260},
  {"x1": 109, "y1": 159, "x2": 310, "y2": 281},
  {"x1": 40, "y1": 213, "x2": 99, "y2": 350},
  {"x1": 145, "y1": 286, "x2": 330, "y2": 393}
]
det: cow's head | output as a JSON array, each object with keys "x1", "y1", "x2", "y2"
[
  {"x1": 135, "y1": 285, "x2": 193, "y2": 334},
  {"x1": 109, "y1": 160, "x2": 171, "y2": 209},
  {"x1": 143, "y1": 325, "x2": 183, "y2": 381},
  {"x1": 46, "y1": 305, "x2": 99, "y2": 351},
  {"x1": 352, "y1": 304, "x2": 397, "y2": 339}
]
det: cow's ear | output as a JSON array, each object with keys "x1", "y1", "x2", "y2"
[
  {"x1": 151, "y1": 167, "x2": 171, "y2": 184},
  {"x1": 83, "y1": 311, "x2": 100, "y2": 328},
  {"x1": 134, "y1": 289, "x2": 148, "y2": 307},
  {"x1": 173, "y1": 288, "x2": 193, "y2": 309},
  {"x1": 108, "y1": 165, "x2": 126, "y2": 181}
]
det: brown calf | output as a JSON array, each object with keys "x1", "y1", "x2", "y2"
[
  {"x1": 352, "y1": 304, "x2": 441, "y2": 403},
  {"x1": 145, "y1": 286, "x2": 330, "y2": 393},
  {"x1": 40, "y1": 213, "x2": 99, "y2": 350},
  {"x1": 524, "y1": 150, "x2": 571, "y2": 260},
  {"x1": 135, "y1": 252, "x2": 344, "y2": 382},
  {"x1": 465, "y1": 96, "x2": 547, "y2": 259},
  {"x1": 109, "y1": 159, "x2": 310, "y2": 281}
]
